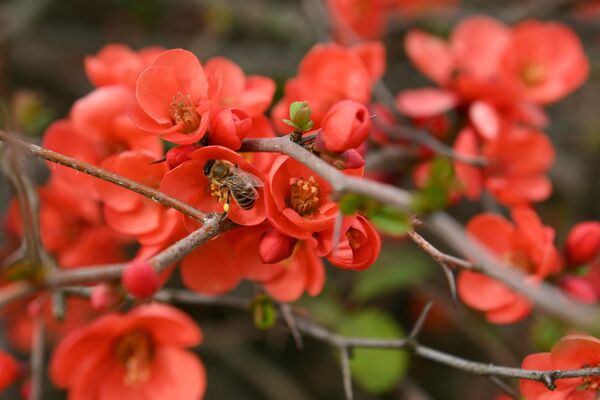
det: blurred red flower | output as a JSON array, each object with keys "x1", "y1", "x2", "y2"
[
  {"x1": 50, "y1": 304, "x2": 205, "y2": 400},
  {"x1": 520, "y1": 334, "x2": 600, "y2": 400},
  {"x1": 458, "y1": 208, "x2": 561, "y2": 323}
]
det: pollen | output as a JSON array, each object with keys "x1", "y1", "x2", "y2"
[
  {"x1": 170, "y1": 92, "x2": 200, "y2": 133},
  {"x1": 289, "y1": 176, "x2": 321, "y2": 216},
  {"x1": 346, "y1": 228, "x2": 362, "y2": 250},
  {"x1": 114, "y1": 330, "x2": 154, "y2": 385},
  {"x1": 520, "y1": 62, "x2": 546, "y2": 87}
]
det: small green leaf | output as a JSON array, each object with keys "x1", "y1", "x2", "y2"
[
  {"x1": 289, "y1": 101, "x2": 305, "y2": 120},
  {"x1": 250, "y1": 294, "x2": 277, "y2": 330},
  {"x1": 531, "y1": 316, "x2": 567, "y2": 352},
  {"x1": 282, "y1": 119, "x2": 301, "y2": 130},
  {"x1": 339, "y1": 310, "x2": 409, "y2": 393},
  {"x1": 368, "y1": 206, "x2": 411, "y2": 235},
  {"x1": 412, "y1": 157, "x2": 457, "y2": 213},
  {"x1": 339, "y1": 193, "x2": 368, "y2": 215}
]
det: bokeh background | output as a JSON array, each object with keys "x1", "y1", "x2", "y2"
[{"x1": 0, "y1": 0, "x2": 599, "y2": 399}]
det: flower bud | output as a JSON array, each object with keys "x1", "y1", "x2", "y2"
[
  {"x1": 90, "y1": 283, "x2": 124, "y2": 311},
  {"x1": 165, "y1": 144, "x2": 200, "y2": 170},
  {"x1": 559, "y1": 275, "x2": 598, "y2": 304},
  {"x1": 340, "y1": 149, "x2": 365, "y2": 169},
  {"x1": 259, "y1": 229, "x2": 297, "y2": 264},
  {"x1": 320, "y1": 100, "x2": 370, "y2": 152},
  {"x1": 122, "y1": 259, "x2": 160, "y2": 299},
  {"x1": 565, "y1": 221, "x2": 600, "y2": 266},
  {"x1": 210, "y1": 108, "x2": 252, "y2": 150}
]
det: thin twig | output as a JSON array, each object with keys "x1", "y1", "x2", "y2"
[
  {"x1": 0, "y1": 129, "x2": 207, "y2": 221},
  {"x1": 30, "y1": 316, "x2": 46, "y2": 400},
  {"x1": 408, "y1": 301, "x2": 433, "y2": 341},
  {"x1": 339, "y1": 345, "x2": 354, "y2": 400}
]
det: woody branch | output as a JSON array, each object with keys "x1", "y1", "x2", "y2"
[{"x1": 1, "y1": 128, "x2": 599, "y2": 333}]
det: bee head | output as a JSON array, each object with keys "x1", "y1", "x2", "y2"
[{"x1": 203, "y1": 159, "x2": 216, "y2": 176}]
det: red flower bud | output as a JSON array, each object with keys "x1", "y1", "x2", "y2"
[
  {"x1": 90, "y1": 283, "x2": 123, "y2": 311},
  {"x1": 565, "y1": 221, "x2": 600, "y2": 265},
  {"x1": 340, "y1": 149, "x2": 365, "y2": 169},
  {"x1": 559, "y1": 276, "x2": 598, "y2": 304},
  {"x1": 210, "y1": 108, "x2": 252, "y2": 150},
  {"x1": 320, "y1": 100, "x2": 370, "y2": 152},
  {"x1": 122, "y1": 259, "x2": 160, "y2": 299},
  {"x1": 259, "y1": 229, "x2": 297, "y2": 264},
  {"x1": 165, "y1": 144, "x2": 200, "y2": 170}
]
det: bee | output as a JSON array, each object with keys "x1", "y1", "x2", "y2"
[{"x1": 203, "y1": 159, "x2": 263, "y2": 213}]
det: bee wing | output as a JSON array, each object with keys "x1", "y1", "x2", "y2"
[
  {"x1": 230, "y1": 167, "x2": 264, "y2": 188},
  {"x1": 223, "y1": 174, "x2": 260, "y2": 201}
]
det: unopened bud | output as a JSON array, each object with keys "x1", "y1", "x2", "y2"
[
  {"x1": 259, "y1": 229, "x2": 297, "y2": 264},
  {"x1": 283, "y1": 101, "x2": 314, "y2": 132},
  {"x1": 560, "y1": 276, "x2": 598, "y2": 304},
  {"x1": 565, "y1": 221, "x2": 600, "y2": 266},
  {"x1": 165, "y1": 144, "x2": 200, "y2": 169},
  {"x1": 122, "y1": 259, "x2": 160, "y2": 299}
]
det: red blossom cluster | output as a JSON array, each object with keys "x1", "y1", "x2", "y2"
[
  {"x1": 0, "y1": 11, "x2": 598, "y2": 399},
  {"x1": 2, "y1": 42, "x2": 385, "y2": 398}
]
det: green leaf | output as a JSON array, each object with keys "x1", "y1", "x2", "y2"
[
  {"x1": 250, "y1": 295, "x2": 277, "y2": 330},
  {"x1": 339, "y1": 310, "x2": 409, "y2": 393},
  {"x1": 352, "y1": 248, "x2": 433, "y2": 302},
  {"x1": 411, "y1": 157, "x2": 458, "y2": 213},
  {"x1": 368, "y1": 206, "x2": 411, "y2": 235},
  {"x1": 339, "y1": 193, "x2": 367, "y2": 215},
  {"x1": 289, "y1": 101, "x2": 305, "y2": 120},
  {"x1": 531, "y1": 316, "x2": 567, "y2": 352},
  {"x1": 282, "y1": 119, "x2": 301, "y2": 130}
]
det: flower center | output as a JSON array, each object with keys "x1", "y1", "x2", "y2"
[
  {"x1": 289, "y1": 176, "x2": 321, "y2": 216},
  {"x1": 520, "y1": 62, "x2": 546, "y2": 86},
  {"x1": 581, "y1": 363, "x2": 600, "y2": 392},
  {"x1": 346, "y1": 229, "x2": 362, "y2": 250},
  {"x1": 170, "y1": 92, "x2": 200, "y2": 133},
  {"x1": 505, "y1": 251, "x2": 535, "y2": 274},
  {"x1": 114, "y1": 330, "x2": 154, "y2": 385}
]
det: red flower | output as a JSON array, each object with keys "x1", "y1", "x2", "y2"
[
  {"x1": 160, "y1": 146, "x2": 266, "y2": 226},
  {"x1": 317, "y1": 215, "x2": 381, "y2": 270},
  {"x1": 320, "y1": 100, "x2": 371, "y2": 152},
  {"x1": 273, "y1": 42, "x2": 384, "y2": 131},
  {"x1": 95, "y1": 150, "x2": 169, "y2": 239},
  {"x1": 70, "y1": 85, "x2": 163, "y2": 158},
  {"x1": 265, "y1": 155, "x2": 338, "y2": 239},
  {"x1": 405, "y1": 16, "x2": 510, "y2": 87},
  {"x1": 520, "y1": 334, "x2": 600, "y2": 400},
  {"x1": 327, "y1": 0, "x2": 390, "y2": 40},
  {"x1": 130, "y1": 49, "x2": 211, "y2": 145},
  {"x1": 564, "y1": 221, "x2": 600, "y2": 266},
  {"x1": 204, "y1": 57, "x2": 275, "y2": 117},
  {"x1": 85, "y1": 44, "x2": 163, "y2": 88},
  {"x1": 234, "y1": 226, "x2": 325, "y2": 302},
  {"x1": 501, "y1": 21, "x2": 589, "y2": 104},
  {"x1": 457, "y1": 208, "x2": 561, "y2": 323},
  {"x1": 0, "y1": 350, "x2": 19, "y2": 393},
  {"x1": 179, "y1": 229, "x2": 243, "y2": 296},
  {"x1": 50, "y1": 304, "x2": 205, "y2": 400},
  {"x1": 209, "y1": 108, "x2": 252, "y2": 150},
  {"x1": 453, "y1": 126, "x2": 555, "y2": 206},
  {"x1": 6, "y1": 178, "x2": 127, "y2": 268}
]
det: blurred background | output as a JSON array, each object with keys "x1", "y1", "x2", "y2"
[{"x1": 0, "y1": 0, "x2": 599, "y2": 399}]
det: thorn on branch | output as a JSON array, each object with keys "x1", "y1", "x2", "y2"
[
  {"x1": 339, "y1": 344, "x2": 354, "y2": 400},
  {"x1": 408, "y1": 301, "x2": 433, "y2": 342}
]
